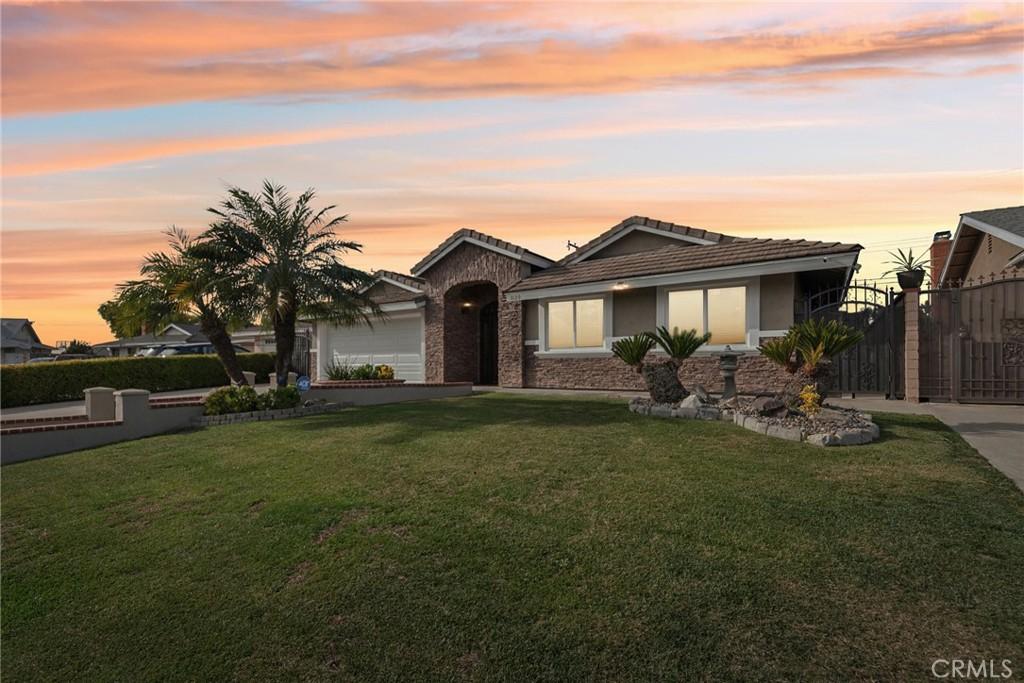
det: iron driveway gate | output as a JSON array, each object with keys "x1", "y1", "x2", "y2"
[
  {"x1": 919, "y1": 275, "x2": 1024, "y2": 404},
  {"x1": 800, "y1": 281, "x2": 899, "y2": 397}
]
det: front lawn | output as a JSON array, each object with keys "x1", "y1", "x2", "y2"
[{"x1": 3, "y1": 394, "x2": 1022, "y2": 680}]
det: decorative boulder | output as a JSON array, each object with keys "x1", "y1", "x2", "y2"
[
  {"x1": 751, "y1": 395, "x2": 787, "y2": 418},
  {"x1": 641, "y1": 362, "x2": 687, "y2": 404},
  {"x1": 692, "y1": 385, "x2": 712, "y2": 404},
  {"x1": 679, "y1": 394, "x2": 704, "y2": 410}
]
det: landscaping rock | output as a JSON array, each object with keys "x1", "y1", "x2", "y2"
[
  {"x1": 696, "y1": 406, "x2": 721, "y2": 421},
  {"x1": 692, "y1": 385, "x2": 712, "y2": 404},
  {"x1": 678, "y1": 394, "x2": 704, "y2": 410},
  {"x1": 650, "y1": 404, "x2": 673, "y2": 418},
  {"x1": 807, "y1": 433, "x2": 836, "y2": 447},
  {"x1": 673, "y1": 406, "x2": 698, "y2": 419},
  {"x1": 767, "y1": 424, "x2": 804, "y2": 442},
  {"x1": 751, "y1": 395, "x2": 787, "y2": 418}
]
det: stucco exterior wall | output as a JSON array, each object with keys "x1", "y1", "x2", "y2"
[
  {"x1": 759, "y1": 273, "x2": 796, "y2": 330},
  {"x1": 586, "y1": 231, "x2": 688, "y2": 259},
  {"x1": 612, "y1": 287, "x2": 657, "y2": 336},
  {"x1": 524, "y1": 300, "x2": 539, "y2": 341},
  {"x1": 965, "y1": 234, "x2": 1021, "y2": 281}
]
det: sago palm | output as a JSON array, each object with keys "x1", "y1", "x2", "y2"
[
  {"x1": 611, "y1": 334, "x2": 656, "y2": 372},
  {"x1": 202, "y1": 181, "x2": 379, "y2": 385}
]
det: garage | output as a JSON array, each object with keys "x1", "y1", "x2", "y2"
[{"x1": 318, "y1": 311, "x2": 424, "y2": 382}]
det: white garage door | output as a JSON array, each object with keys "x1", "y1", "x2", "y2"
[{"x1": 323, "y1": 313, "x2": 424, "y2": 382}]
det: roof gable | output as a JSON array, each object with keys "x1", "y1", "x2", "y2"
[
  {"x1": 411, "y1": 229, "x2": 554, "y2": 276},
  {"x1": 940, "y1": 205, "x2": 1024, "y2": 285},
  {"x1": 559, "y1": 216, "x2": 737, "y2": 266}
]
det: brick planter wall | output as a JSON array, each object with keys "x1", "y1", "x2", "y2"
[{"x1": 523, "y1": 347, "x2": 792, "y2": 394}]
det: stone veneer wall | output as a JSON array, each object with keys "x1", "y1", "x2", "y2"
[
  {"x1": 421, "y1": 242, "x2": 530, "y2": 387},
  {"x1": 523, "y1": 348, "x2": 793, "y2": 395}
]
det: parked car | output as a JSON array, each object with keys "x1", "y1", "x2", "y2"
[
  {"x1": 157, "y1": 343, "x2": 249, "y2": 357},
  {"x1": 135, "y1": 345, "x2": 168, "y2": 357}
]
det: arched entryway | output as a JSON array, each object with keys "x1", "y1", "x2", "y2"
[{"x1": 443, "y1": 281, "x2": 499, "y2": 384}]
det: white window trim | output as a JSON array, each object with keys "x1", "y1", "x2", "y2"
[
  {"x1": 537, "y1": 294, "x2": 613, "y2": 356},
  {"x1": 656, "y1": 278, "x2": 760, "y2": 352}
]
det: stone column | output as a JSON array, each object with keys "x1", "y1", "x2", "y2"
[
  {"x1": 498, "y1": 296, "x2": 524, "y2": 387},
  {"x1": 84, "y1": 387, "x2": 116, "y2": 421},
  {"x1": 115, "y1": 389, "x2": 151, "y2": 424},
  {"x1": 423, "y1": 299, "x2": 445, "y2": 383},
  {"x1": 242, "y1": 371, "x2": 256, "y2": 386},
  {"x1": 903, "y1": 288, "x2": 921, "y2": 402}
]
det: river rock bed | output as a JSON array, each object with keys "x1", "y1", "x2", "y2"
[{"x1": 628, "y1": 393, "x2": 880, "y2": 447}]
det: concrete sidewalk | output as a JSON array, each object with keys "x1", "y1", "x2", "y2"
[{"x1": 830, "y1": 398, "x2": 1024, "y2": 492}]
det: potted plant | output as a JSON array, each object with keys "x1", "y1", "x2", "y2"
[{"x1": 882, "y1": 248, "x2": 928, "y2": 289}]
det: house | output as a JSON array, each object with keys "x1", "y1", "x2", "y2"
[
  {"x1": 0, "y1": 319, "x2": 53, "y2": 364},
  {"x1": 94, "y1": 322, "x2": 207, "y2": 357},
  {"x1": 312, "y1": 216, "x2": 862, "y2": 393},
  {"x1": 931, "y1": 206, "x2": 1024, "y2": 286},
  {"x1": 231, "y1": 324, "x2": 312, "y2": 353}
]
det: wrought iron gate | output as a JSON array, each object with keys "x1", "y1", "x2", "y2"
[
  {"x1": 919, "y1": 275, "x2": 1024, "y2": 403},
  {"x1": 799, "y1": 282, "x2": 898, "y2": 397}
]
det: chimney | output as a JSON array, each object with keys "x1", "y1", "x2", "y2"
[{"x1": 930, "y1": 230, "x2": 952, "y2": 286}]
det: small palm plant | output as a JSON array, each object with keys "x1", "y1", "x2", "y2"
[
  {"x1": 882, "y1": 247, "x2": 929, "y2": 289},
  {"x1": 612, "y1": 327, "x2": 710, "y2": 403},
  {"x1": 759, "y1": 318, "x2": 863, "y2": 400}
]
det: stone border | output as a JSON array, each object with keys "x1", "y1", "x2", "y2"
[
  {"x1": 192, "y1": 402, "x2": 345, "y2": 427},
  {"x1": 628, "y1": 398, "x2": 880, "y2": 447},
  {"x1": 732, "y1": 412, "x2": 879, "y2": 446}
]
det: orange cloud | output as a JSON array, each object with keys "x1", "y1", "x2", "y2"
[
  {"x1": 2, "y1": 3, "x2": 1021, "y2": 115},
  {"x1": 2, "y1": 116, "x2": 507, "y2": 177}
]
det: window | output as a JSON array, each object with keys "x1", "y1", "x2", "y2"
[
  {"x1": 667, "y1": 286, "x2": 747, "y2": 345},
  {"x1": 547, "y1": 298, "x2": 605, "y2": 349}
]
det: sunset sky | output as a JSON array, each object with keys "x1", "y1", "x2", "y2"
[{"x1": 2, "y1": 1, "x2": 1022, "y2": 344}]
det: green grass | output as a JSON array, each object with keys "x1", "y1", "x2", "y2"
[{"x1": 3, "y1": 394, "x2": 1023, "y2": 681}]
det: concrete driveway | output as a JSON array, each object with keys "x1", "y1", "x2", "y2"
[{"x1": 830, "y1": 398, "x2": 1024, "y2": 492}]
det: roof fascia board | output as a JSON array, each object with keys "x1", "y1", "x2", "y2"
[
  {"x1": 961, "y1": 215, "x2": 1024, "y2": 249},
  {"x1": 507, "y1": 252, "x2": 859, "y2": 301},
  {"x1": 378, "y1": 275, "x2": 424, "y2": 293},
  {"x1": 564, "y1": 224, "x2": 717, "y2": 266},
  {"x1": 412, "y1": 236, "x2": 554, "y2": 275},
  {"x1": 939, "y1": 218, "x2": 969, "y2": 285}
]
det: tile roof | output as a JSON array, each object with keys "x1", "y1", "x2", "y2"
[
  {"x1": 558, "y1": 215, "x2": 738, "y2": 265},
  {"x1": 411, "y1": 228, "x2": 554, "y2": 275},
  {"x1": 961, "y1": 205, "x2": 1024, "y2": 241},
  {"x1": 374, "y1": 270, "x2": 426, "y2": 290},
  {"x1": 508, "y1": 238, "x2": 861, "y2": 292}
]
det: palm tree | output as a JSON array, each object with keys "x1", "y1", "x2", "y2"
[
  {"x1": 611, "y1": 327, "x2": 711, "y2": 403},
  {"x1": 105, "y1": 227, "x2": 252, "y2": 385},
  {"x1": 202, "y1": 181, "x2": 379, "y2": 386}
]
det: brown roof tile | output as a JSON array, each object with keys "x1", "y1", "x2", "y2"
[
  {"x1": 509, "y1": 238, "x2": 861, "y2": 292},
  {"x1": 411, "y1": 228, "x2": 553, "y2": 275}
]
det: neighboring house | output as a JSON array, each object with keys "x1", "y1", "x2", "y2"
[
  {"x1": 94, "y1": 323, "x2": 207, "y2": 357},
  {"x1": 0, "y1": 319, "x2": 53, "y2": 364},
  {"x1": 313, "y1": 216, "x2": 862, "y2": 392},
  {"x1": 932, "y1": 206, "x2": 1024, "y2": 286}
]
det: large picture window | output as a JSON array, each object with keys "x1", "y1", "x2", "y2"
[
  {"x1": 547, "y1": 298, "x2": 605, "y2": 349},
  {"x1": 667, "y1": 286, "x2": 747, "y2": 345}
]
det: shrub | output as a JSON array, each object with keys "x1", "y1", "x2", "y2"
[
  {"x1": 204, "y1": 385, "x2": 259, "y2": 415},
  {"x1": 376, "y1": 364, "x2": 395, "y2": 380},
  {"x1": 350, "y1": 363, "x2": 378, "y2": 380},
  {"x1": 259, "y1": 386, "x2": 301, "y2": 411},
  {"x1": 324, "y1": 360, "x2": 352, "y2": 380},
  {"x1": 0, "y1": 353, "x2": 275, "y2": 408}
]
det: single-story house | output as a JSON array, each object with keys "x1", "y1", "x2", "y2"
[
  {"x1": 94, "y1": 322, "x2": 208, "y2": 357},
  {"x1": 1, "y1": 318, "x2": 53, "y2": 364},
  {"x1": 931, "y1": 205, "x2": 1024, "y2": 286},
  {"x1": 313, "y1": 216, "x2": 862, "y2": 392}
]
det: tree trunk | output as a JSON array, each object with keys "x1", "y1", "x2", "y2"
[
  {"x1": 641, "y1": 361, "x2": 687, "y2": 404},
  {"x1": 273, "y1": 308, "x2": 297, "y2": 387},
  {"x1": 198, "y1": 312, "x2": 247, "y2": 385}
]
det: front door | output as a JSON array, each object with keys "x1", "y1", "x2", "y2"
[{"x1": 479, "y1": 301, "x2": 498, "y2": 385}]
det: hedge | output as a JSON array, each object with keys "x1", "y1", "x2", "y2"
[{"x1": 0, "y1": 353, "x2": 275, "y2": 408}]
